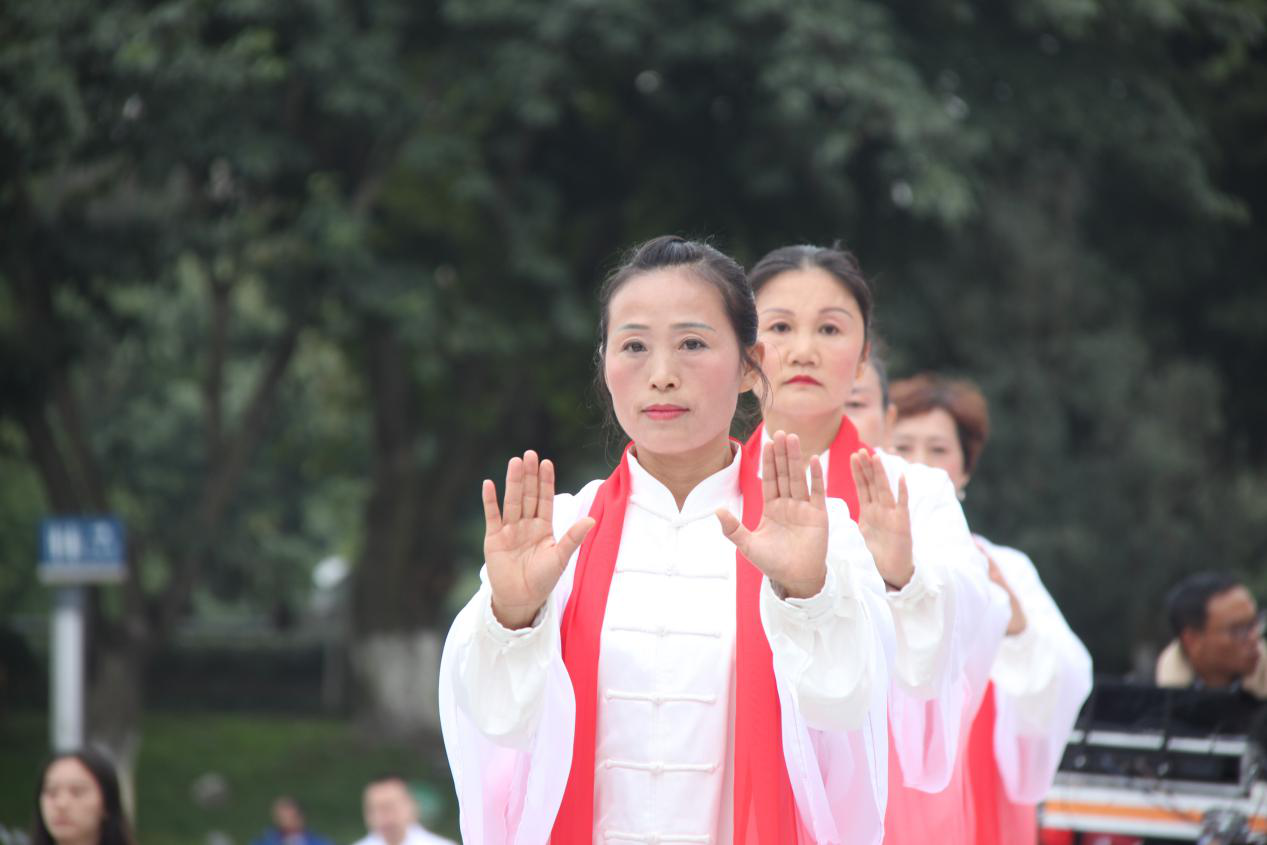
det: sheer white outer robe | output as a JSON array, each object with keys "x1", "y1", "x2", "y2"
[
  {"x1": 438, "y1": 448, "x2": 897, "y2": 845},
  {"x1": 798, "y1": 439, "x2": 1008, "y2": 794},
  {"x1": 974, "y1": 536, "x2": 1093, "y2": 803}
]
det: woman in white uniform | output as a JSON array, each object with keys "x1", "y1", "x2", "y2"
[
  {"x1": 888, "y1": 372, "x2": 1093, "y2": 845},
  {"x1": 746, "y1": 245, "x2": 1010, "y2": 845},
  {"x1": 439, "y1": 236, "x2": 899, "y2": 845}
]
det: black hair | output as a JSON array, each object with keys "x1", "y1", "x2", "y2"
[
  {"x1": 1166, "y1": 572, "x2": 1243, "y2": 638},
  {"x1": 593, "y1": 235, "x2": 767, "y2": 438},
  {"x1": 31, "y1": 749, "x2": 136, "y2": 845},
  {"x1": 868, "y1": 338, "x2": 891, "y2": 409},
  {"x1": 747, "y1": 243, "x2": 874, "y2": 341}
]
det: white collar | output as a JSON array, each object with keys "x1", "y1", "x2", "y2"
[{"x1": 625, "y1": 443, "x2": 741, "y2": 523}]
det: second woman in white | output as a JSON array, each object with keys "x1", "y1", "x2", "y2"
[{"x1": 747, "y1": 245, "x2": 1011, "y2": 845}]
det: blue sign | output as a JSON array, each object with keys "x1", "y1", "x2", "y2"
[{"x1": 39, "y1": 517, "x2": 127, "y2": 584}]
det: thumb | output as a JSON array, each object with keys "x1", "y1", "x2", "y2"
[
  {"x1": 716, "y1": 508, "x2": 753, "y2": 556},
  {"x1": 555, "y1": 516, "x2": 596, "y2": 565}
]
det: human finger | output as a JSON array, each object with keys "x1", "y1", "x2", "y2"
[
  {"x1": 762, "y1": 441, "x2": 778, "y2": 503},
  {"x1": 851, "y1": 452, "x2": 872, "y2": 506},
  {"x1": 539, "y1": 459, "x2": 557, "y2": 525},
  {"x1": 482, "y1": 479, "x2": 503, "y2": 537},
  {"x1": 868, "y1": 453, "x2": 896, "y2": 507},
  {"x1": 555, "y1": 516, "x2": 596, "y2": 566},
  {"x1": 787, "y1": 434, "x2": 809, "y2": 500},
  {"x1": 809, "y1": 455, "x2": 826, "y2": 508},
  {"x1": 522, "y1": 450, "x2": 540, "y2": 520},
  {"x1": 503, "y1": 456, "x2": 524, "y2": 523},
  {"x1": 716, "y1": 507, "x2": 753, "y2": 558},
  {"x1": 772, "y1": 431, "x2": 792, "y2": 499}
]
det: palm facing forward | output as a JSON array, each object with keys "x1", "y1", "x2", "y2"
[
  {"x1": 851, "y1": 450, "x2": 914, "y2": 589},
  {"x1": 717, "y1": 431, "x2": 829, "y2": 600},
  {"x1": 483, "y1": 450, "x2": 595, "y2": 629}
]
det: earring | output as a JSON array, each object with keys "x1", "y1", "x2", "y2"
[{"x1": 956, "y1": 487, "x2": 966, "y2": 502}]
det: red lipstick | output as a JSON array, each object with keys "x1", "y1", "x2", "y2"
[
  {"x1": 786, "y1": 375, "x2": 822, "y2": 386},
  {"x1": 644, "y1": 404, "x2": 688, "y2": 420}
]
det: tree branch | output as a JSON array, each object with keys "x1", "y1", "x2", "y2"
[
  {"x1": 205, "y1": 276, "x2": 231, "y2": 463},
  {"x1": 52, "y1": 369, "x2": 109, "y2": 511},
  {"x1": 17, "y1": 403, "x2": 81, "y2": 513},
  {"x1": 155, "y1": 321, "x2": 302, "y2": 636}
]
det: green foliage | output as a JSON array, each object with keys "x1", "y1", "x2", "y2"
[{"x1": 2, "y1": 0, "x2": 1266, "y2": 688}]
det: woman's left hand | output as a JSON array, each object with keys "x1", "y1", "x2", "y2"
[
  {"x1": 978, "y1": 541, "x2": 1027, "y2": 636},
  {"x1": 717, "y1": 431, "x2": 829, "y2": 599},
  {"x1": 852, "y1": 449, "x2": 914, "y2": 590}
]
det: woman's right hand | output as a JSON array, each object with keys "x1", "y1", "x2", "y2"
[{"x1": 483, "y1": 450, "x2": 595, "y2": 629}]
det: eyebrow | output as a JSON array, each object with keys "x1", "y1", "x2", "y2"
[
  {"x1": 615, "y1": 322, "x2": 717, "y2": 332},
  {"x1": 760, "y1": 307, "x2": 856, "y2": 319}
]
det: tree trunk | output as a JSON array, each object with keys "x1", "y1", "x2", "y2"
[
  {"x1": 86, "y1": 640, "x2": 145, "y2": 823},
  {"x1": 352, "y1": 321, "x2": 450, "y2": 733},
  {"x1": 351, "y1": 629, "x2": 444, "y2": 736}
]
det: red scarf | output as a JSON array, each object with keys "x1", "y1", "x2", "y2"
[
  {"x1": 747, "y1": 417, "x2": 868, "y2": 521},
  {"x1": 966, "y1": 683, "x2": 1038, "y2": 845},
  {"x1": 553, "y1": 442, "x2": 799, "y2": 843}
]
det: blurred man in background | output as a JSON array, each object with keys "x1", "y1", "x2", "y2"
[
  {"x1": 352, "y1": 776, "x2": 454, "y2": 845},
  {"x1": 249, "y1": 797, "x2": 332, "y2": 845},
  {"x1": 1156, "y1": 572, "x2": 1267, "y2": 698}
]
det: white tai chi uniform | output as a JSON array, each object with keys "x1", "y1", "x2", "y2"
[{"x1": 439, "y1": 447, "x2": 898, "y2": 844}]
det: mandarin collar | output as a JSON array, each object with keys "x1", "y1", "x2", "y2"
[{"x1": 625, "y1": 442, "x2": 741, "y2": 523}]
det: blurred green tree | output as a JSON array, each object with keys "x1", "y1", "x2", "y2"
[
  {"x1": 0, "y1": 0, "x2": 423, "y2": 789},
  {"x1": 1, "y1": 0, "x2": 1265, "y2": 778}
]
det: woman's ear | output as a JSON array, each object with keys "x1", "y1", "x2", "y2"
[{"x1": 740, "y1": 341, "x2": 766, "y2": 393}]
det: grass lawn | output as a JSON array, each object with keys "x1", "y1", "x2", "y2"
[{"x1": 0, "y1": 709, "x2": 459, "y2": 845}]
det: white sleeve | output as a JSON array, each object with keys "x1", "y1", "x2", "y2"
[
  {"x1": 438, "y1": 483, "x2": 599, "y2": 845},
  {"x1": 451, "y1": 583, "x2": 559, "y2": 748},
  {"x1": 878, "y1": 454, "x2": 1007, "y2": 792},
  {"x1": 761, "y1": 497, "x2": 895, "y2": 733},
  {"x1": 766, "y1": 498, "x2": 896, "y2": 845},
  {"x1": 446, "y1": 487, "x2": 594, "y2": 748},
  {"x1": 889, "y1": 579, "x2": 1011, "y2": 793},
  {"x1": 983, "y1": 541, "x2": 1093, "y2": 803},
  {"x1": 881, "y1": 456, "x2": 996, "y2": 700}
]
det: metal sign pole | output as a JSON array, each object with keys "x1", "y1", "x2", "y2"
[
  {"x1": 40, "y1": 515, "x2": 125, "y2": 753},
  {"x1": 50, "y1": 585, "x2": 86, "y2": 750}
]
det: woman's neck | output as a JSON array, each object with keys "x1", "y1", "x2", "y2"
[
  {"x1": 633, "y1": 433, "x2": 734, "y2": 510},
  {"x1": 761, "y1": 408, "x2": 843, "y2": 458}
]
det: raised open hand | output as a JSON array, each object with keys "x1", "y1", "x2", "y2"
[
  {"x1": 978, "y1": 541, "x2": 1027, "y2": 636},
  {"x1": 851, "y1": 450, "x2": 914, "y2": 589},
  {"x1": 717, "y1": 431, "x2": 829, "y2": 599},
  {"x1": 483, "y1": 450, "x2": 594, "y2": 629}
]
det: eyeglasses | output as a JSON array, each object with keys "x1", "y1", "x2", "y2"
[{"x1": 1215, "y1": 610, "x2": 1266, "y2": 641}]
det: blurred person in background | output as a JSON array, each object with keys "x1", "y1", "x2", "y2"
[
  {"x1": 843, "y1": 351, "x2": 897, "y2": 450},
  {"x1": 889, "y1": 372, "x2": 1093, "y2": 845},
  {"x1": 30, "y1": 750, "x2": 136, "y2": 845},
  {"x1": 249, "y1": 796, "x2": 332, "y2": 845},
  {"x1": 352, "y1": 776, "x2": 453, "y2": 845},
  {"x1": 749, "y1": 244, "x2": 1010, "y2": 845},
  {"x1": 1157, "y1": 572, "x2": 1266, "y2": 697}
]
